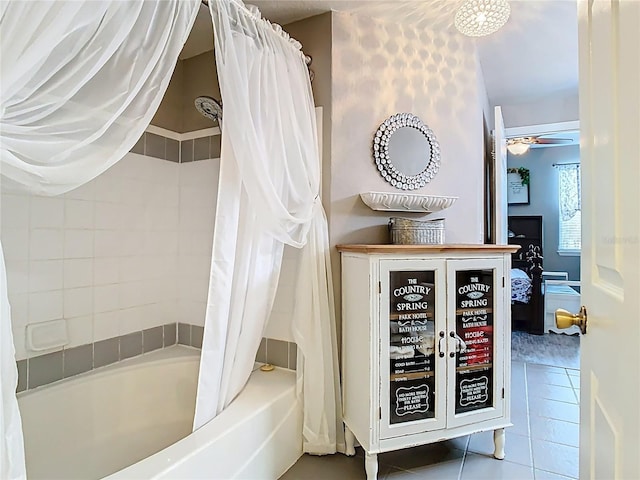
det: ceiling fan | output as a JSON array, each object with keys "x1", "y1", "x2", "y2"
[{"x1": 506, "y1": 135, "x2": 572, "y2": 155}]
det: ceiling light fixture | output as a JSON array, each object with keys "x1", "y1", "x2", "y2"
[
  {"x1": 455, "y1": 0, "x2": 511, "y2": 37},
  {"x1": 506, "y1": 141, "x2": 530, "y2": 155}
]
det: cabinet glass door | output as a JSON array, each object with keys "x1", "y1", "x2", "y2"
[
  {"x1": 380, "y1": 259, "x2": 447, "y2": 439},
  {"x1": 447, "y1": 259, "x2": 505, "y2": 428}
]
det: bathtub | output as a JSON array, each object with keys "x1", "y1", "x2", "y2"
[{"x1": 17, "y1": 345, "x2": 302, "y2": 479}]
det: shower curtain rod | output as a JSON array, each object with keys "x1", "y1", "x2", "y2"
[{"x1": 197, "y1": 0, "x2": 315, "y2": 77}]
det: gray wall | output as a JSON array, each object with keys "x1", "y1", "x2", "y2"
[
  {"x1": 507, "y1": 145, "x2": 580, "y2": 280},
  {"x1": 152, "y1": 51, "x2": 221, "y2": 133},
  {"x1": 284, "y1": 13, "x2": 333, "y2": 213},
  {"x1": 328, "y1": 11, "x2": 489, "y2": 341}
]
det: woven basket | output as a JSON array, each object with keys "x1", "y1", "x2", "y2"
[{"x1": 389, "y1": 217, "x2": 445, "y2": 245}]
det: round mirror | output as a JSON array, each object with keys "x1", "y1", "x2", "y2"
[
  {"x1": 388, "y1": 126, "x2": 432, "y2": 177},
  {"x1": 372, "y1": 113, "x2": 440, "y2": 190}
]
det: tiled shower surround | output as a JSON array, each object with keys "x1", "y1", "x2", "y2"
[
  {"x1": 1, "y1": 130, "x2": 217, "y2": 361},
  {"x1": 0, "y1": 129, "x2": 204, "y2": 391},
  {"x1": 3, "y1": 128, "x2": 297, "y2": 393}
]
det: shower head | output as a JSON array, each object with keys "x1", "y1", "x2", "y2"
[{"x1": 194, "y1": 96, "x2": 222, "y2": 126}]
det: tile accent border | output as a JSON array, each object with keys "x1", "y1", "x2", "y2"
[
  {"x1": 177, "y1": 322, "x2": 204, "y2": 348},
  {"x1": 175, "y1": 323, "x2": 297, "y2": 371},
  {"x1": 130, "y1": 129, "x2": 221, "y2": 163},
  {"x1": 255, "y1": 337, "x2": 298, "y2": 371},
  {"x1": 16, "y1": 324, "x2": 297, "y2": 393},
  {"x1": 16, "y1": 323, "x2": 177, "y2": 393}
]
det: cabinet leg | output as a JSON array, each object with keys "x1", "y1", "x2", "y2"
[
  {"x1": 364, "y1": 452, "x2": 378, "y2": 480},
  {"x1": 493, "y1": 428, "x2": 505, "y2": 460},
  {"x1": 344, "y1": 426, "x2": 356, "y2": 456}
]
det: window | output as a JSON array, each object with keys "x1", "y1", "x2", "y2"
[
  {"x1": 559, "y1": 210, "x2": 581, "y2": 253},
  {"x1": 558, "y1": 164, "x2": 581, "y2": 254}
]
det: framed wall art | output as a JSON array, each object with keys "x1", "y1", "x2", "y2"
[{"x1": 507, "y1": 168, "x2": 530, "y2": 205}]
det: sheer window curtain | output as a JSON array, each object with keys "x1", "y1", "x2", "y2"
[
  {"x1": 558, "y1": 164, "x2": 582, "y2": 252},
  {"x1": 194, "y1": 0, "x2": 344, "y2": 454},
  {"x1": 0, "y1": 2, "x2": 199, "y2": 477},
  {"x1": 558, "y1": 164, "x2": 581, "y2": 221}
]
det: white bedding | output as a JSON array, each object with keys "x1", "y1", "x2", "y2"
[
  {"x1": 545, "y1": 284, "x2": 579, "y2": 296},
  {"x1": 511, "y1": 268, "x2": 532, "y2": 304}
]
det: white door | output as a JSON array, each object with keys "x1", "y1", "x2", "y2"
[
  {"x1": 493, "y1": 106, "x2": 508, "y2": 245},
  {"x1": 578, "y1": 1, "x2": 640, "y2": 479}
]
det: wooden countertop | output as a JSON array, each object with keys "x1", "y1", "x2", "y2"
[{"x1": 336, "y1": 244, "x2": 521, "y2": 254}]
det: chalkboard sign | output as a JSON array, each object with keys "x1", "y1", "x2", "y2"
[
  {"x1": 454, "y1": 269, "x2": 494, "y2": 414},
  {"x1": 388, "y1": 270, "x2": 436, "y2": 424}
]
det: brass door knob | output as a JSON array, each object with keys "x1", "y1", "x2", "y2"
[{"x1": 555, "y1": 306, "x2": 588, "y2": 334}]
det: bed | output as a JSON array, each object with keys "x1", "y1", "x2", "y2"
[
  {"x1": 511, "y1": 267, "x2": 532, "y2": 304},
  {"x1": 508, "y1": 216, "x2": 545, "y2": 334},
  {"x1": 543, "y1": 279, "x2": 581, "y2": 334},
  {"x1": 510, "y1": 245, "x2": 544, "y2": 334}
]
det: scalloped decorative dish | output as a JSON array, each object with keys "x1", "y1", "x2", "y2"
[{"x1": 360, "y1": 191, "x2": 458, "y2": 213}]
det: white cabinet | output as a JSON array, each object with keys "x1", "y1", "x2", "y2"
[{"x1": 337, "y1": 245, "x2": 518, "y2": 479}]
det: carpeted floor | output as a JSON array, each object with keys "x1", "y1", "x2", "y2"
[{"x1": 511, "y1": 330, "x2": 580, "y2": 370}]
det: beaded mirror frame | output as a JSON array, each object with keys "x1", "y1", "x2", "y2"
[{"x1": 372, "y1": 113, "x2": 440, "y2": 190}]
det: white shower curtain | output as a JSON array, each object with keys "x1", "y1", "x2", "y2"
[
  {"x1": 194, "y1": 0, "x2": 343, "y2": 455},
  {"x1": 0, "y1": 0, "x2": 198, "y2": 196},
  {"x1": 0, "y1": 245, "x2": 23, "y2": 480},
  {"x1": 0, "y1": 2, "x2": 199, "y2": 477}
]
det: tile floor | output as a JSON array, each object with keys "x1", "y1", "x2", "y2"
[{"x1": 280, "y1": 362, "x2": 580, "y2": 480}]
